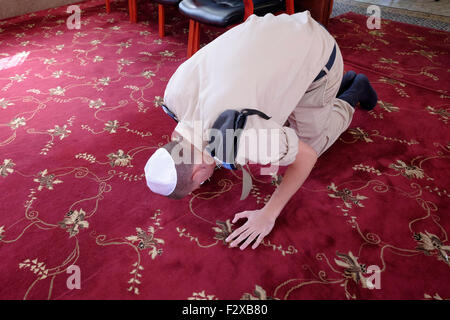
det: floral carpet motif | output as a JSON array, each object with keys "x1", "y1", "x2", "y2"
[{"x1": 0, "y1": 1, "x2": 448, "y2": 299}]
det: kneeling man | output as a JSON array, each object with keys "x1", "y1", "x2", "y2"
[{"x1": 144, "y1": 12, "x2": 378, "y2": 250}]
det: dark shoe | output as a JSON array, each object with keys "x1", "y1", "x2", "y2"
[
  {"x1": 338, "y1": 74, "x2": 378, "y2": 110},
  {"x1": 338, "y1": 70, "x2": 357, "y2": 96}
]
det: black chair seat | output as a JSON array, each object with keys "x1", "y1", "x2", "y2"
[
  {"x1": 154, "y1": 0, "x2": 180, "y2": 6},
  {"x1": 178, "y1": 0, "x2": 284, "y2": 27}
]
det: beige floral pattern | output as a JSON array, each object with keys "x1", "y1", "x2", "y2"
[
  {"x1": 378, "y1": 100, "x2": 400, "y2": 113},
  {"x1": 107, "y1": 149, "x2": 132, "y2": 167},
  {"x1": 212, "y1": 219, "x2": 234, "y2": 245},
  {"x1": 8, "y1": 117, "x2": 26, "y2": 130},
  {"x1": 424, "y1": 293, "x2": 445, "y2": 300},
  {"x1": 19, "y1": 258, "x2": 49, "y2": 280},
  {"x1": 334, "y1": 251, "x2": 369, "y2": 288},
  {"x1": 98, "y1": 77, "x2": 111, "y2": 86},
  {"x1": 188, "y1": 291, "x2": 219, "y2": 300},
  {"x1": 126, "y1": 226, "x2": 164, "y2": 259},
  {"x1": 159, "y1": 50, "x2": 175, "y2": 57},
  {"x1": 0, "y1": 98, "x2": 14, "y2": 109},
  {"x1": 414, "y1": 231, "x2": 450, "y2": 265},
  {"x1": 49, "y1": 86, "x2": 65, "y2": 96},
  {"x1": 33, "y1": 169, "x2": 63, "y2": 191},
  {"x1": 328, "y1": 183, "x2": 368, "y2": 208},
  {"x1": 127, "y1": 261, "x2": 144, "y2": 295},
  {"x1": 141, "y1": 70, "x2": 155, "y2": 79},
  {"x1": 153, "y1": 96, "x2": 163, "y2": 107},
  {"x1": 241, "y1": 285, "x2": 276, "y2": 300},
  {"x1": 88, "y1": 98, "x2": 106, "y2": 109},
  {"x1": 104, "y1": 120, "x2": 119, "y2": 133},
  {"x1": 389, "y1": 160, "x2": 425, "y2": 179},
  {"x1": 348, "y1": 127, "x2": 374, "y2": 143},
  {"x1": 426, "y1": 106, "x2": 449, "y2": 124},
  {"x1": 47, "y1": 125, "x2": 71, "y2": 140},
  {"x1": 9, "y1": 74, "x2": 27, "y2": 82},
  {"x1": 58, "y1": 209, "x2": 89, "y2": 237},
  {"x1": 0, "y1": 159, "x2": 15, "y2": 177}
]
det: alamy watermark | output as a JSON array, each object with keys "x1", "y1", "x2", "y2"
[
  {"x1": 66, "y1": 5, "x2": 81, "y2": 30},
  {"x1": 66, "y1": 264, "x2": 81, "y2": 290},
  {"x1": 367, "y1": 5, "x2": 381, "y2": 30},
  {"x1": 365, "y1": 265, "x2": 381, "y2": 289}
]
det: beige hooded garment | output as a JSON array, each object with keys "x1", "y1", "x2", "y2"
[{"x1": 163, "y1": 11, "x2": 353, "y2": 167}]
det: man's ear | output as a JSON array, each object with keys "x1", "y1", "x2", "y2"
[{"x1": 191, "y1": 163, "x2": 209, "y2": 186}]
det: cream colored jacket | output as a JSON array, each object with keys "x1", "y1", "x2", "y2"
[{"x1": 164, "y1": 12, "x2": 336, "y2": 166}]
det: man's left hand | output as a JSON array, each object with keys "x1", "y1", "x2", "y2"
[{"x1": 225, "y1": 209, "x2": 276, "y2": 250}]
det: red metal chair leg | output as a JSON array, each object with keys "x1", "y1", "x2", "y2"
[
  {"x1": 187, "y1": 20, "x2": 201, "y2": 57},
  {"x1": 129, "y1": 0, "x2": 137, "y2": 23},
  {"x1": 158, "y1": 4, "x2": 165, "y2": 38},
  {"x1": 128, "y1": 0, "x2": 133, "y2": 22},
  {"x1": 187, "y1": 19, "x2": 195, "y2": 57},
  {"x1": 286, "y1": 0, "x2": 295, "y2": 14},
  {"x1": 106, "y1": 0, "x2": 111, "y2": 13},
  {"x1": 193, "y1": 21, "x2": 200, "y2": 54},
  {"x1": 243, "y1": 0, "x2": 254, "y2": 19}
]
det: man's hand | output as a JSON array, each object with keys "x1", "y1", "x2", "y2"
[
  {"x1": 226, "y1": 140, "x2": 317, "y2": 251},
  {"x1": 225, "y1": 209, "x2": 277, "y2": 250}
]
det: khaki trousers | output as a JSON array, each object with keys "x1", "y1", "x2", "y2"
[{"x1": 288, "y1": 44, "x2": 355, "y2": 157}]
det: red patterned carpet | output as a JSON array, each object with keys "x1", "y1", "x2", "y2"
[{"x1": 0, "y1": 0, "x2": 449, "y2": 300}]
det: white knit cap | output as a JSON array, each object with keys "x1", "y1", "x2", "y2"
[{"x1": 144, "y1": 148, "x2": 177, "y2": 196}]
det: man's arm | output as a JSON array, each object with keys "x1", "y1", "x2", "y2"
[
  {"x1": 264, "y1": 139, "x2": 318, "y2": 218},
  {"x1": 225, "y1": 139, "x2": 318, "y2": 250}
]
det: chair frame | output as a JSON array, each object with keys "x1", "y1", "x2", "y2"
[
  {"x1": 158, "y1": 4, "x2": 166, "y2": 37},
  {"x1": 106, "y1": 0, "x2": 165, "y2": 36},
  {"x1": 186, "y1": 0, "x2": 295, "y2": 58},
  {"x1": 105, "y1": 0, "x2": 297, "y2": 54},
  {"x1": 105, "y1": 0, "x2": 138, "y2": 23}
]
